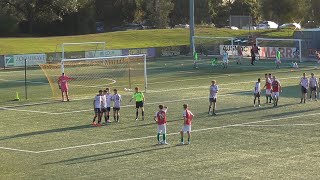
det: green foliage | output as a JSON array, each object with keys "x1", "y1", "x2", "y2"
[
  {"x1": 260, "y1": 0, "x2": 309, "y2": 24},
  {"x1": 0, "y1": 0, "x2": 319, "y2": 36},
  {"x1": 230, "y1": 0, "x2": 260, "y2": 24},
  {"x1": 146, "y1": 0, "x2": 174, "y2": 28}
]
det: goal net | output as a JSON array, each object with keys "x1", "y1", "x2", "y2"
[
  {"x1": 256, "y1": 38, "x2": 302, "y2": 62},
  {"x1": 192, "y1": 36, "x2": 235, "y2": 57},
  {"x1": 40, "y1": 54, "x2": 147, "y2": 99}
]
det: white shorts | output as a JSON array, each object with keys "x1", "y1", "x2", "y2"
[
  {"x1": 266, "y1": 89, "x2": 271, "y2": 95},
  {"x1": 157, "y1": 124, "x2": 166, "y2": 134},
  {"x1": 272, "y1": 92, "x2": 280, "y2": 97},
  {"x1": 223, "y1": 59, "x2": 228, "y2": 63},
  {"x1": 275, "y1": 60, "x2": 281, "y2": 64},
  {"x1": 181, "y1": 125, "x2": 191, "y2": 133}
]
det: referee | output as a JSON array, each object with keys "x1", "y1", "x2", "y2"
[{"x1": 130, "y1": 87, "x2": 145, "y2": 121}]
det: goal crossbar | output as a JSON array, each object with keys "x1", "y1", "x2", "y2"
[{"x1": 61, "y1": 54, "x2": 146, "y2": 62}]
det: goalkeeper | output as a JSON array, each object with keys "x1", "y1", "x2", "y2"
[
  {"x1": 130, "y1": 87, "x2": 145, "y2": 121},
  {"x1": 58, "y1": 73, "x2": 74, "y2": 102}
]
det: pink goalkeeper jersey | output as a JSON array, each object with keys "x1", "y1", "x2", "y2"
[{"x1": 58, "y1": 75, "x2": 72, "y2": 90}]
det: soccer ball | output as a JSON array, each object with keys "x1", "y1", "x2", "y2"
[{"x1": 124, "y1": 88, "x2": 128, "y2": 91}]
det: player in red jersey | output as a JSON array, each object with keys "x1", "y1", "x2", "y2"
[
  {"x1": 58, "y1": 73, "x2": 74, "y2": 102},
  {"x1": 262, "y1": 73, "x2": 272, "y2": 104},
  {"x1": 180, "y1": 104, "x2": 194, "y2": 145},
  {"x1": 154, "y1": 105, "x2": 168, "y2": 145},
  {"x1": 271, "y1": 76, "x2": 282, "y2": 107}
]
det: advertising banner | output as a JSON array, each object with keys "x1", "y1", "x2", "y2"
[
  {"x1": 123, "y1": 48, "x2": 156, "y2": 58},
  {"x1": 259, "y1": 47, "x2": 297, "y2": 59},
  {"x1": 85, "y1": 50, "x2": 122, "y2": 58},
  {"x1": 5, "y1": 54, "x2": 46, "y2": 67},
  {"x1": 219, "y1": 45, "x2": 252, "y2": 57}
]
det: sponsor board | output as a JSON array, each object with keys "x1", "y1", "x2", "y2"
[
  {"x1": 5, "y1": 54, "x2": 46, "y2": 67},
  {"x1": 259, "y1": 47, "x2": 298, "y2": 59},
  {"x1": 219, "y1": 45, "x2": 252, "y2": 57},
  {"x1": 123, "y1": 48, "x2": 156, "y2": 58},
  {"x1": 85, "y1": 50, "x2": 122, "y2": 58}
]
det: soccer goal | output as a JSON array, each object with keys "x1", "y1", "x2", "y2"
[
  {"x1": 256, "y1": 38, "x2": 302, "y2": 62},
  {"x1": 192, "y1": 36, "x2": 236, "y2": 57},
  {"x1": 40, "y1": 54, "x2": 147, "y2": 98}
]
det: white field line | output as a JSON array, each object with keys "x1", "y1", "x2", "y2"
[
  {"x1": 0, "y1": 78, "x2": 116, "y2": 88},
  {"x1": 238, "y1": 123, "x2": 320, "y2": 127},
  {"x1": 146, "y1": 66, "x2": 315, "y2": 86},
  {"x1": 0, "y1": 146, "x2": 37, "y2": 153},
  {"x1": 33, "y1": 111, "x2": 320, "y2": 153},
  {"x1": 0, "y1": 107, "x2": 55, "y2": 114},
  {"x1": 148, "y1": 76, "x2": 300, "y2": 93},
  {"x1": 0, "y1": 75, "x2": 301, "y2": 114},
  {"x1": 1, "y1": 91, "x2": 251, "y2": 115},
  {"x1": 0, "y1": 65, "x2": 310, "y2": 88},
  {"x1": 1, "y1": 111, "x2": 319, "y2": 154}
]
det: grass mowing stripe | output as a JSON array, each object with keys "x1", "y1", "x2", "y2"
[
  {"x1": 32, "y1": 111, "x2": 320, "y2": 154},
  {"x1": 1, "y1": 91, "x2": 251, "y2": 115}
]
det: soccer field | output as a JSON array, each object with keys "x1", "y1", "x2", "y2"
[{"x1": 1, "y1": 57, "x2": 320, "y2": 179}]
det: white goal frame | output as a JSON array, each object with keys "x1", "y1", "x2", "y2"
[
  {"x1": 61, "y1": 54, "x2": 148, "y2": 92},
  {"x1": 256, "y1": 38, "x2": 302, "y2": 62},
  {"x1": 61, "y1": 42, "x2": 106, "y2": 60},
  {"x1": 191, "y1": 36, "x2": 235, "y2": 56}
]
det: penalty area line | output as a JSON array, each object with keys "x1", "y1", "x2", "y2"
[{"x1": 31, "y1": 111, "x2": 320, "y2": 154}]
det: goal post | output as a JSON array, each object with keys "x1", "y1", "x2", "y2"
[
  {"x1": 256, "y1": 38, "x2": 303, "y2": 62},
  {"x1": 40, "y1": 54, "x2": 147, "y2": 99}
]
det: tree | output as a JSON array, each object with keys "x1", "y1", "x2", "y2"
[
  {"x1": 0, "y1": 0, "x2": 90, "y2": 33},
  {"x1": 260, "y1": 0, "x2": 309, "y2": 25},
  {"x1": 146, "y1": 0, "x2": 174, "y2": 28},
  {"x1": 230, "y1": 0, "x2": 260, "y2": 24}
]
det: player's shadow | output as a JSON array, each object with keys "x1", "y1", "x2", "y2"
[
  {"x1": 257, "y1": 108, "x2": 319, "y2": 120},
  {"x1": 216, "y1": 102, "x2": 297, "y2": 115},
  {"x1": 43, "y1": 144, "x2": 180, "y2": 165},
  {"x1": 0, "y1": 100, "x2": 62, "y2": 108},
  {"x1": 0, "y1": 125, "x2": 92, "y2": 141}
]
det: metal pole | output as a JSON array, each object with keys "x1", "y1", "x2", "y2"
[
  {"x1": 299, "y1": 40, "x2": 302, "y2": 62},
  {"x1": 189, "y1": 0, "x2": 195, "y2": 55},
  {"x1": 144, "y1": 54, "x2": 147, "y2": 93},
  {"x1": 24, "y1": 59, "x2": 28, "y2": 100}
]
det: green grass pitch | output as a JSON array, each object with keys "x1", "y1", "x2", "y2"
[{"x1": 1, "y1": 57, "x2": 320, "y2": 179}]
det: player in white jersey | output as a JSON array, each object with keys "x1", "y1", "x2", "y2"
[
  {"x1": 300, "y1": 73, "x2": 309, "y2": 103},
  {"x1": 112, "y1": 89, "x2": 122, "y2": 122},
  {"x1": 309, "y1": 73, "x2": 318, "y2": 101},
  {"x1": 92, "y1": 90, "x2": 103, "y2": 126},
  {"x1": 102, "y1": 88, "x2": 113, "y2": 124},
  {"x1": 254, "y1": 78, "x2": 261, "y2": 107},
  {"x1": 222, "y1": 50, "x2": 229, "y2": 69},
  {"x1": 208, "y1": 80, "x2": 219, "y2": 116}
]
